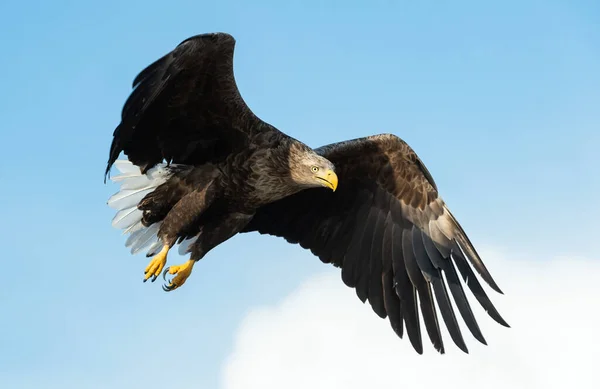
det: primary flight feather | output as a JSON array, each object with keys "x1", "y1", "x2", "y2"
[{"x1": 105, "y1": 32, "x2": 509, "y2": 355}]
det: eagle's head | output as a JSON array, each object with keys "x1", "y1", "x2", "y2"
[{"x1": 288, "y1": 143, "x2": 338, "y2": 192}]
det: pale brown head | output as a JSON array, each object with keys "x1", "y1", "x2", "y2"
[{"x1": 287, "y1": 143, "x2": 338, "y2": 192}]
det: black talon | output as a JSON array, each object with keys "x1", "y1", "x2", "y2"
[
  {"x1": 162, "y1": 267, "x2": 171, "y2": 281},
  {"x1": 162, "y1": 283, "x2": 175, "y2": 292},
  {"x1": 151, "y1": 274, "x2": 159, "y2": 282}
]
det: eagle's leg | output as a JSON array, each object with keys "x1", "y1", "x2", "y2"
[
  {"x1": 143, "y1": 245, "x2": 170, "y2": 282},
  {"x1": 147, "y1": 181, "x2": 219, "y2": 287},
  {"x1": 162, "y1": 212, "x2": 254, "y2": 292}
]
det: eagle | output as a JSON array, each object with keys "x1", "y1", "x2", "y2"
[{"x1": 106, "y1": 32, "x2": 509, "y2": 355}]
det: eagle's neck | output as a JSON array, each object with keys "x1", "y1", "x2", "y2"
[{"x1": 245, "y1": 140, "x2": 307, "y2": 205}]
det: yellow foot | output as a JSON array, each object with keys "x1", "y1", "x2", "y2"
[
  {"x1": 162, "y1": 260, "x2": 196, "y2": 292},
  {"x1": 143, "y1": 245, "x2": 169, "y2": 283}
]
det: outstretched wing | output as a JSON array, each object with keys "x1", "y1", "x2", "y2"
[
  {"x1": 244, "y1": 134, "x2": 509, "y2": 354},
  {"x1": 105, "y1": 32, "x2": 276, "y2": 179}
]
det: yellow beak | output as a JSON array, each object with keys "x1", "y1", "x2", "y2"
[{"x1": 316, "y1": 169, "x2": 338, "y2": 192}]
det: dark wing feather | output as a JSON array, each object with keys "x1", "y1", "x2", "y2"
[
  {"x1": 105, "y1": 32, "x2": 276, "y2": 178},
  {"x1": 367, "y1": 199, "x2": 387, "y2": 318},
  {"x1": 243, "y1": 134, "x2": 509, "y2": 354},
  {"x1": 381, "y1": 214, "x2": 404, "y2": 338}
]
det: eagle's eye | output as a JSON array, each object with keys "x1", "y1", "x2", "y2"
[{"x1": 311, "y1": 166, "x2": 319, "y2": 173}]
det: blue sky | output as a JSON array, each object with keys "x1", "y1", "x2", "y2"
[{"x1": 1, "y1": 0, "x2": 598, "y2": 388}]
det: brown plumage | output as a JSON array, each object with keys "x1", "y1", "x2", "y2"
[{"x1": 106, "y1": 32, "x2": 509, "y2": 355}]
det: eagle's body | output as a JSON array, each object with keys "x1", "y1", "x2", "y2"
[{"x1": 106, "y1": 32, "x2": 509, "y2": 355}]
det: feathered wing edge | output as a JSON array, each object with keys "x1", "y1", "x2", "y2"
[
  {"x1": 105, "y1": 32, "x2": 271, "y2": 181},
  {"x1": 340, "y1": 188, "x2": 510, "y2": 355},
  {"x1": 105, "y1": 34, "x2": 231, "y2": 179}
]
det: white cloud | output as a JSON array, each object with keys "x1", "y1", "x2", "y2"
[{"x1": 220, "y1": 248, "x2": 600, "y2": 389}]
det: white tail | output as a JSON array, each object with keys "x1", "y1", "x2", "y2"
[{"x1": 108, "y1": 160, "x2": 172, "y2": 256}]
